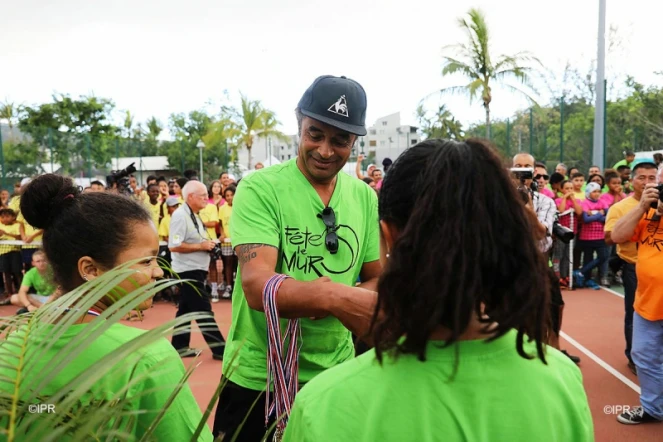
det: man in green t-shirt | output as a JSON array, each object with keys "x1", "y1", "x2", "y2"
[
  {"x1": 613, "y1": 150, "x2": 636, "y2": 170},
  {"x1": 213, "y1": 75, "x2": 381, "y2": 441},
  {"x1": 8, "y1": 250, "x2": 56, "y2": 312}
]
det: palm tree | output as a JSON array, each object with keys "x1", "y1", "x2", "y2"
[
  {"x1": 440, "y1": 8, "x2": 540, "y2": 139},
  {"x1": 223, "y1": 94, "x2": 287, "y2": 170},
  {"x1": 0, "y1": 101, "x2": 21, "y2": 130},
  {"x1": 146, "y1": 117, "x2": 163, "y2": 140}
]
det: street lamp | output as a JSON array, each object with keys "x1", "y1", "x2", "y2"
[{"x1": 197, "y1": 139, "x2": 205, "y2": 182}]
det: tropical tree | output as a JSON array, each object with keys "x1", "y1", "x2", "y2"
[
  {"x1": 0, "y1": 101, "x2": 21, "y2": 130},
  {"x1": 18, "y1": 94, "x2": 117, "y2": 174},
  {"x1": 416, "y1": 104, "x2": 464, "y2": 140},
  {"x1": 221, "y1": 94, "x2": 287, "y2": 170},
  {"x1": 439, "y1": 8, "x2": 540, "y2": 138}
]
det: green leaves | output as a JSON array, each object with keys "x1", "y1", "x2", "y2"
[{"x1": 0, "y1": 261, "x2": 221, "y2": 441}]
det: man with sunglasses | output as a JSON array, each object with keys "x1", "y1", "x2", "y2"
[
  {"x1": 213, "y1": 75, "x2": 381, "y2": 441},
  {"x1": 534, "y1": 162, "x2": 555, "y2": 199},
  {"x1": 512, "y1": 153, "x2": 581, "y2": 366}
]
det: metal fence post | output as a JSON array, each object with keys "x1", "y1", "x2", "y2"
[
  {"x1": 86, "y1": 134, "x2": 92, "y2": 178},
  {"x1": 529, "y1": 108, "x2": 534, "y2": 154},
  {"x1": 560, "y1": 96, "x2": 565, "y2": 163},
  {"x1": 0, "y1": 128, "x2": 5, "y2": 190},
  {"x1": 506, "y1": 119, "x2": 511, "y2": 157}
]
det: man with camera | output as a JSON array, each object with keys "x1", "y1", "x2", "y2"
[
  {"x1": 610, "y1": 166, "x2": 663, "y2": 426},
  {"x1": 604, "y1": 161, "x2": 657, "y2": 376},
  {"x1": 512, "y1": 153, "x2": 580, "y2": 364},
  {"x1": 169, "y1": 180, "x2": 225, "y2": 360}
]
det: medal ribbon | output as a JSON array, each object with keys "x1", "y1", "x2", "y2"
[{"x1": 263, "y1": 274, "x2": 300, "y2": 438}]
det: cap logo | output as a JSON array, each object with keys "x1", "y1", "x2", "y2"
[{"x1": 327, "y1": 95, "x2": 349, "y2": 118}]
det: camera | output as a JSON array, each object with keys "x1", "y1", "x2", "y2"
[
  {"x1": 106, "y1": 163, "x2": 137, "y2": 195},
  {"x1": 210, "y1": 244, "x2": 223, "y2": 260},
  {"x1": 553, "y1": 219, "x2": 574, "y2": 244},
  {"x1": 510, "y1": 167, "x2": 534, "y2": 181},
  {"x1": 650, "y1": 184, "x2": 663, "y2": 209}
]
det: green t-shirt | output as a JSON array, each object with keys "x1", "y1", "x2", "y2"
[
  {"x1": 223, "y1": 159, "x2": 380, "y2": 391},
  {"x1": 21, "y1": 267, "x2": 56, "y2": 296},
  {"x1": 283, "y1": 330, "x2": 594, "y2": 442},
  {"x1": 0, "y1": 323, "x2": 212, "y2": 441},
  {"x1": 613, "y1": 159, "x2": 633, "y2": 170}
]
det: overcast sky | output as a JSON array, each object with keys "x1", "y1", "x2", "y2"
[{"x1": 1, "y1": 0, "x2": 660, "y2": 136}]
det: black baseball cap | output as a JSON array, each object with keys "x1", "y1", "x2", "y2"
[{"x1": 297, "y1": 75, "x2": 367, "y2": 136}]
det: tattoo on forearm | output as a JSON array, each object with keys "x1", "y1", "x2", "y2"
[{"x1": 237, "y1": 244, "x2": 274, "y2": 265}]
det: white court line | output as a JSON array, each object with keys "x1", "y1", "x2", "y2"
[
  {"x1": 600, "y1": 286, "x2": 625, "y2": 299},
  {"x1": 560, "y1": 331, "x2": 641, "y2": 395}
]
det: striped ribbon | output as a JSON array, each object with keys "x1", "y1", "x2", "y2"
[{"x1": 263, "y1": 274, "x2": 299, "y2": 440}]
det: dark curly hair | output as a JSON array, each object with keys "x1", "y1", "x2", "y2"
[{"x1": 372, "y1": 138, "x2": 550, "y2": 367}]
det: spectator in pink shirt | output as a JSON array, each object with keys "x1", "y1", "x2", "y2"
[
  {"x1": 534, "y1": 163, "x2": 555, "y2": 199},
  {"x1": 555, "y1": 180, "x2": 583, "y2": 288},
  {"x1": 573, "y1": 182, "x2": 610, "y2": 289},
  {"x1": 599, "y1": 171, "x2": 627, "y2": 208}
]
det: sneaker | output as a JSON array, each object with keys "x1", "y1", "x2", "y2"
[
  {"x1": 617, "y1": 406, "x2": 661, "y2": 425},
  {"x1": 614, "y1": 272, "x2": 623, "y2": 285},
  {"x1": 211, "y1": 290, "x2": 219, "y2": 303},
  {"x1": 585, "y1": 279, "x2": 600, "y2": 290},
  {"x1": 627, "y1": 361, "x2": 637, "y2": 375},
  {"x1": 561, "y1": 350, "x2": 581, "y2": 365},
  {"x1": 221, "y1": 286, "x2": 232, "y2": 299},
  {"x1": 572, "y1": 270, "x2": 585, "y2": 288},
  {"x1": 559, "y1": 277, "x2": 569, "y2": 289},
  {"x1": 600, "y1": 277, "x2": 611, "y2": 288}
]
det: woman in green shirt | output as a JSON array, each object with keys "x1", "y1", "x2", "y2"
[
  {"x1": 0, "y1": 174, "x2": 212, "y2": 441},
  {"x1": 283, "y1": 140, "x2": 594, "y2": 442}
]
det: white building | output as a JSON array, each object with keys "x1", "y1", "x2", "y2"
[
  {"x1": 237, "y1": 132, "x2": 299, "y2": 169},
  {"x1": 360, "y1": 112, "x2": 419, "y2": 168}
]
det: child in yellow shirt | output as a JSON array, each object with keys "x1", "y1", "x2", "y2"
[{"x1": 0, "y1": 209, "x2": 24, "y2": 295}]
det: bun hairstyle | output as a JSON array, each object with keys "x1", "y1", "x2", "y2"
[
  {"x1": 20, "y1": 174, "x2": 152, "y2": 292},
  {"x1": 373, "y1": 139, "x2": 550, "y2": 366}
]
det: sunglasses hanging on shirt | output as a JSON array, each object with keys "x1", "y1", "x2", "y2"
[{"x1": 317, "y1": 207, "x2": 339, "y2": 254}]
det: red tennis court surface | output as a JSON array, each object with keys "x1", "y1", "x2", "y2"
[{"x1": 1, "y1": 287, "x2": 659, "y2": 441}]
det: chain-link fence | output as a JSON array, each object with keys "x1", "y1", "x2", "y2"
[{"x1": 464, "y1": 96, "x2": 662, "y2": 172}]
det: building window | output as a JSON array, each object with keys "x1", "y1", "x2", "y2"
[
  {"x1": 411, "y1": 139, "x2": 417, "y2": 145},
  {"x1": 281, "y1": 146, "x2": 284, "y2": 150},
  {"x1": 379, "y1": 130, "x2": 385, "y2": 134},
  {"x1": 380, "y1": 140, "x2": 386, "y2": 146},
  {"x1": 382, "y1": 121, "x2": 387, "y2": 126},
  {"x1": 281, "y1": 155, "x2": 285, "y2": 160},
  {"x1": 369, "y1": 140, "x2": 377, "y2": 147},
  {"x1": 369, "y1": 129, "x2": 376, "y2": 135},
  {"x1": 288, "y1": 154, "x2": 291, "y2": 159}
]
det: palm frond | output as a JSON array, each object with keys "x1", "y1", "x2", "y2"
[{"x1": 0, "y1": 260, "x2": 229, "y2": 441}]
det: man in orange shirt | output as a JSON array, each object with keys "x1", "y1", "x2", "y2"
[
  {"x1": 604, "y1": 161, "x2": 658, "y2": 375},
  {"x1": 612, "y1": 167, "x2": 663, "y2": 426}
]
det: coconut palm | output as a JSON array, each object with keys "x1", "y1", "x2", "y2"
[
  {"x1": 222, "y1": 94, "x2": 287, "y2": 170},
  {"x1": 0, "y1": 101, "x2": 21, "y2": 130},
  {"x1": 440, "y1": 8, "x2": 540, "y2": 139}
]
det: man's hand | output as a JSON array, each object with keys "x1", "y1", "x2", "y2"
[
  {"x1": 639, "y1": 184, "x2": 659, "y2": 212},
  {"x1": 199, "y1": 240, "x2": 216, "y2": 251},
  {"x1": 357, "y1": 154, "x2": 365, "y2": 163},
  {"x1": 328, "y1": 285, "x2": 378, "y2": 340}
]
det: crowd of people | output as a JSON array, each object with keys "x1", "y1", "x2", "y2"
[{"x1": 0, "y1": 74, "x2": 661, "y2": 441}]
